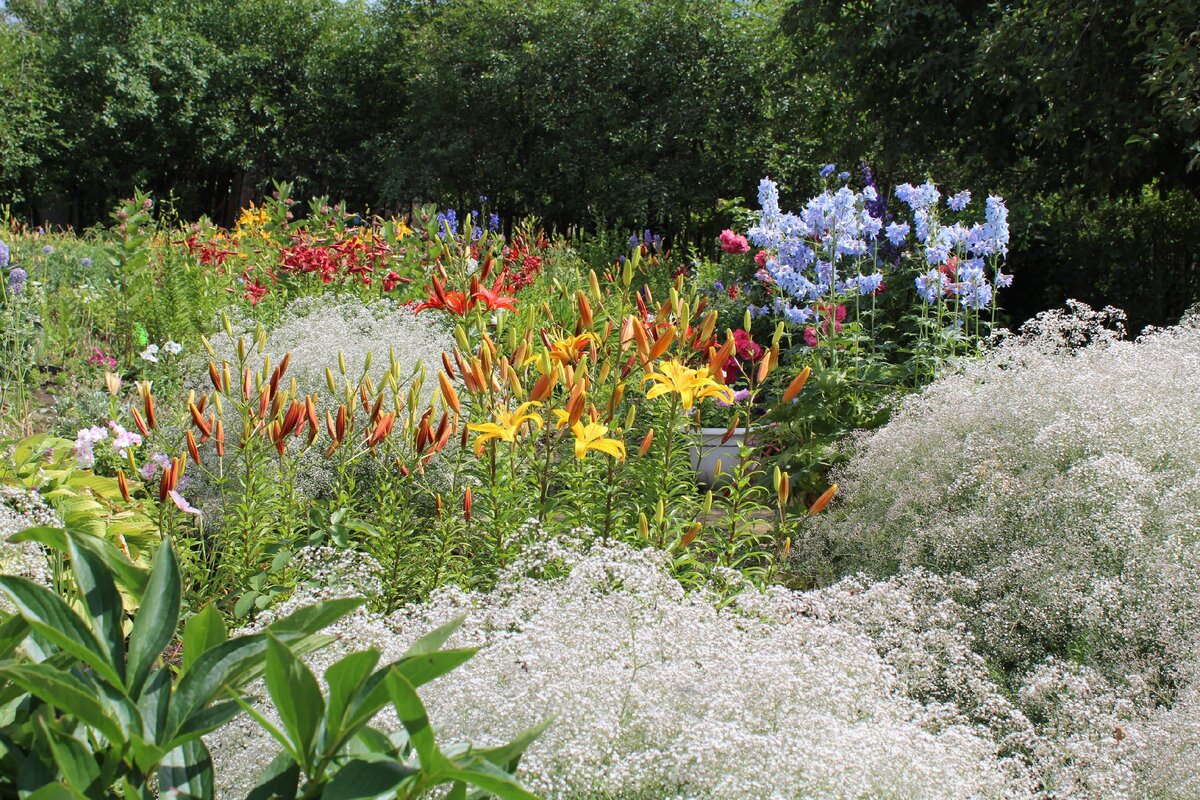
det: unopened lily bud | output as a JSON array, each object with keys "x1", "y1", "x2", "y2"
[
  {"x1": 117, "y1": 469, "x2": 131, "y2": 503},
  {"x1": 743, "y1": 308, "x2": 752, "y2": 333},
  {"x1": 104, "y1": 371, "x2": 122, "y2": 396},
  {"x1": 338, "y1": 351, "x2": 347, "y2": 375},
  {"x1": 807, "y1": 484, "x2": 839, "y2": 517},
  {"x1": 773, "y1": 466, "x2": 782, "y2": 494},
  {"x1": 680, "y1": 522, "x2": 701, "y2": 549},
  {"x1": 454, "y1": 325, "x2": 470, "y2": 353},
  {"x1": 236, "y1": 336, "x2": 246, "y2": 362},
  {"x1": 779, "y1": 472, "x2": 790, "y2": 506},
  {"x1": 621, "y1": 257, "x2": 633, "y2": 287},
  {"x1": 221, "y1": 312, "x2": 233, "y2": 337},
  {"x1": 702, "y1": 490, "x2": 713, "y2": 516},
  {"x1": 463, "y1": 487, "x2": 472, "y2": 522},
  {"x1": 624, "y1": 405, "x2": 637, "y2": 431},
  {"x1": 655, "y1": 498, "x2": 665, "y2": 526},
  {"x1": 638, "y1": 512, "x2": 649, "y2": 539},
  {"x1": 200, "y1": 335, "x2": 215, "y2": 358},
  {"x1": 781, "y1": 366, "x2": 812, "y2": 404},
  {"x1": 638, "y1": 428, "x2": 654, "y2": 457}
]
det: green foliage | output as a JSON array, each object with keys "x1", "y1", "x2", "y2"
[{"x1": 0, "y1": 529, "x2": 543, "y2": 798}]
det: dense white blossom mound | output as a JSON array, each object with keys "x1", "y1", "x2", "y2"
[
  {"x1": 809, "y1": 303, "x2": 1200, "y2": 684},
  {"x1": 209, "y1": 540, "x2": 1020, "y2": 799}
]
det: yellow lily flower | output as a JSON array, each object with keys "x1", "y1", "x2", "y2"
[
  {"x1": 538, "y1": 333, "x2": 595, "y2": 366},
  {"x1": 468, "y1": 401, "x2": 544, "y2": 456},
  {"x1": 571, "y1": 421, "x2": 626, "y2": 461},
  {"x1": 643, "y1": 360, "x2": 735, "y2": 410}
]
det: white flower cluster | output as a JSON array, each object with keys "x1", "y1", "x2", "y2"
[
  {"x1": 210, "y1": 537, "x2": 1020, "y2": 800},
  {"x1": 207, "y1": 295, "x2": 452, "y2": 406},
  {"x1": 811, "y1": 303, "x2": 1200, "y2": 682},
  {"x1": 0, "y1": 487, "x2": 57, "y2": 610}
]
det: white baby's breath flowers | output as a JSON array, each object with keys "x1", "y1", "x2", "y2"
[
  {"x1": 0, "y1": 487, "x2": 57, "y2": 610},
  {"x1": 209, "y1": 537, "x2": 1019, "y2": 800},
  {"x1": 207, "y1": 295, "x2": 453, "y2": 407},
  {"x1": 808, "y1": 303, "x2": 1200, "y2": 685}
]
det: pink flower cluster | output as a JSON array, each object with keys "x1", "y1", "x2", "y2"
[
  {"x1": 89, "y1": 347, "x2": 117, "y2": 369},
  {"x1": 719, "y1": 229, "x2": 750, "y2": 254},
  {"x1": 804, "y1": 304, "x2": 847, "y2": 347}
]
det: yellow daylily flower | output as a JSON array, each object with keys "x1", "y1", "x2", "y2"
[
  {"x1": 468, "y1": 401, "x2": 544, "y2": 456},
  {"x1": 642, "y1": 360, "x2": 735, "y2": 410},
  {"x1": 570, "y1": 421, "x2": 626, "y2": 461}
]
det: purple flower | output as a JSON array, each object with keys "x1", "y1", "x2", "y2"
[
  {"x1": 7, "y1": 267, "x2": 27, "y2": 296},
  {"x1": 820, "y1": 164, "x2": 836, "y2": 178},
  {"x1": 0, "y1": 240, "x2": 8, "y2": 267},
  {"x1": 81, "y1": 257, "x2": 93, "y2": 267},
  {"x1": 41, "y1": 245, "x2": 53, "y2": 255}
]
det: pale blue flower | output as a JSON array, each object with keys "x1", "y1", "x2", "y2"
[
  {"x1": 820, "y1": 164, "x2": 836, "y2": 178},
  {"x1": 885, "y1": 222, "x2": 910, "y2": 246},
  {"x1": 947, "y1": 191, "x2": 971, "y2": 211}
]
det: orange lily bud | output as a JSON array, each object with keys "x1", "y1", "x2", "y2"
[
  {"x1": 463, "y1": 487, "x2": 472, "y2": 522},
  {"x1": 188, "y1": 402, "x2": 212, "y2": 438},
  {"x1": 117, "y1": 469, "x2": 131, "y2": 502},
  {"x1": 131, "y1": 407, "x2": 150, "y2": 437},
  {"x1": 807, "y1": 484, "x2": 839, "y2": 517},
  {"x1": 441, "y1": 352, "x2": 455, "y2": 379},
  {"x1": 648, "y1": 326, "x2": 675, "y2": 361},
  {"x1": 638, "y1": 428, "x2": 655, "y2": 457},
  {"x1": 781, "y1": 366, "x2": 812, "y2": 404},
  {"x1": 208, "y1": 361, "x2": 223, "y2": 391},
  {"x1": 186, "y1": 430, "x2": 201, "y2": 465},
  {"x1": 778, "y1": 472, "x2": 791, "y2": 506},
  {"x1": 577, "y1": 291, "x2": 593, "y2": 329},
  {"x1": 144, "y1": 392, "x2": 157, "y2": 430},
  {"x1": 215, "y1": 420, "x2": 225, "y2": 457},
  {"x1": 366, "y1": 411, "x2": 396, "y2": 448},
  {"x1": 336, "y1": 404, "x2": 348, "y2": 442},
  {"x1": 439, "y1": 371, "x2": 461, "y2": 414},
  {"x1": 721, "y1": 412, "x2": 742, "y2": 444},
  {"x1": 680, "y1": 522, "x2": 701, "y2": 549},
  {"x1": 305, "y1": 396, "x2": 319, "y2": 433}
]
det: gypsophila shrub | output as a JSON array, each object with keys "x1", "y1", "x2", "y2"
[
  {"x1": 210, "y1": 533, "x2": 1020, "y2": 800},
  {"x1": 0, "y1": 486, "x2": 55, "y2": 595},
  {"x1": 807, "y1": 302, "x2": 1200, "y2": 686},
  {"x1": 207, "y1": 294, "x2": 452, "y2": 410}
]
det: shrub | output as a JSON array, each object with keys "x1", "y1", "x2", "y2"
[{"x1": 806, "y1": 302, "x2": 1200, "y2": 686}]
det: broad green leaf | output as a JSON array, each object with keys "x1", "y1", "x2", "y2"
[
  {"x1": 402, "y1": 616, "x2": 465, "y2": 658},
  {"x1": 158, "y1": 739, "x2": 215, "y2": 800},
  {"x1": 471, "y1": 719, "x2": 551, "y2": 771},
  {"x1": 385, "y1": 670, "x2": 449, "y2": 775},
  {"x1": 182, "y1": 605, "x2": 227, "y2": 674},
  {"x1": 0, "y1": 664, "x2": 123, "y2": 743},
  {"x1": 324, "y1": 649, "x2": 380, "y2": 742},
  {"x1": 246, "y1": 751, "x2": 299, "y2": 800},
  {"x1": 127, "y1": 542, "x2": 181, "y2": 697},
  {"x1": 42, "y1": 720, "x2": 104, "y2": 800},
  {"x1": 442, "y1": 764, "x2": 542, "y2": 800},
  {"x1": 395, "y1": 649, "x2": 477, "y2": 689},
  {"x1": 264, "y1": 636, "x2": 323, "y2": 769},
  {"x1": 67, "y1": 539, "x2": 126, "y2": 683},
  {"x1": 322, "y1": 759, "x2": 416, "y2": 800},
  {"x1": 137, "y1": 667, "x2": 172, "y2": 745},
  {"x1": 0, "y1": 576, "x2": 123, "y2": 688},
  {"x1": 168, "y1": 635, "x2": 269, "y2": 737},
  {"x1": 14, "y1": 527, "x2": 149, "y2": 597},
  {"x1": 0, "y1": 613, "x2": 30, "y2": 658},
  {"x1": 267, "y1": 597, "x2": 364, "y2": 635}
]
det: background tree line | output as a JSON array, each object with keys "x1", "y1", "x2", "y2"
[{"x1": 1, "y1": 0, "x2": 1197, "y2": 329}]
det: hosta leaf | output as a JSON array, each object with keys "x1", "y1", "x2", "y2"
[
  {"x1": 267, "y1": 597, "x2": 363, "y2": 635},
  {"x1": 386, "y1": 670, "x2": 449, "y2": 775},
  {"x1": 246, "y1": 751, "x2": 299, "y2": 800},
  {"x1": 402, "y1": 615, "x2": 465, "y2": 657}
]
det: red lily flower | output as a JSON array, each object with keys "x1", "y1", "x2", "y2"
[{"x1": 471, "y1": 274, "x2": 517, "y2": 313}]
